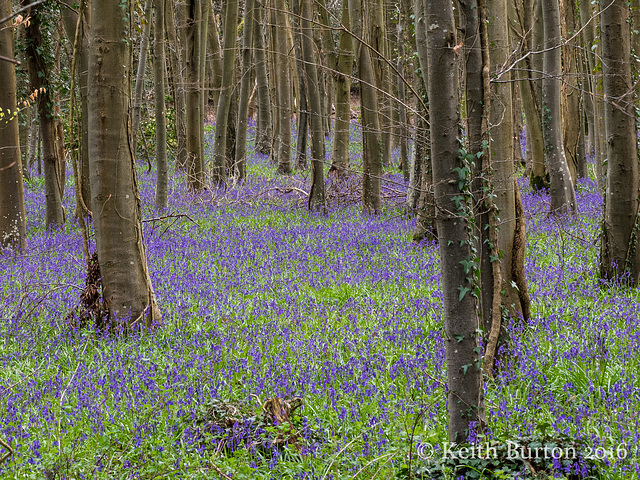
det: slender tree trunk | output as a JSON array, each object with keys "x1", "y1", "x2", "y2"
[
  {"x1": 422, "y1": 0, "x2": 482, "y2": 442},
  {"x1": 24, "y1": 2, "x2": 64, "y2": 227},
  {"x1": 274, "y1": 0, "x2": 292, "y2": 174},
  {"x1": 254, "y1": 0, "x2": 272, "y2": 155},
  {"x1": 0, "y1": 0, "x2": 27, "y2": 251},
  {"x1": 235, "y1": 0, "x2": 255, "y2": 180},
  {"x1": 579, "y1": 0, "x2": 604, "y2": 191},
  {"x1": 207, "y1": 1, "x2": 223, "y2": 108},
  {"x1": 329, "y1": 0, "x2": 353, "y2": 174},
  {"x1": 132, "y1": 0, "x2": 153, "y2": 153},
  {"x1": 155, "y1": 0, "x2": 168, "y2": 209},
  {"x1": 292, "y1": 0, "x2": 308, "y2": 170},
  {"x1": 185, "y1": 0, "x2": 205, "y2": 189},
  {"x1": 600, "y1": 0, "x2": 640, "y2": 282},
  {"x1": 561, "y1": 0, "x2": 581, "y2": 184},
  {"x1": 541, "y1": 0, "x2": 576, "y2": 212},
  {"x1": 300, "y1": 0, "x2": 326, "y2": 212},
  {"x1": 212, "y1": 0, "x2": 238, "y2": 183},
  {"x1": 396, "y1": 0, "x2": 409, "y2": 181},
  {"x1": 350, "y1": 0, "x2": 381, "y2": 213},
  {"x1": 88, "y1": 0, "x2": 160, "y2": 327},
  {"x1": 165, "y1": 0, "x2": 187, "y2": 170},
  {"x1": 60, "y1": 0, "x2": 91, "y2": 218},
  {"x1": 370, "y1": 0, "x2": 391, "y2": 167}
]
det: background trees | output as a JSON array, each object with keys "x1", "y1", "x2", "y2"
[{"x1": 3, "y1": 0, "x2": 640, "y2": 446}]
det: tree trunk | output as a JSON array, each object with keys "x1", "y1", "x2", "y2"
[
  {"x1": 422, "y1": 0, "x2": 482, "y2": 442},
  {"x1": 329, "y1": 0, "x2": 353, "y2": 175},
  {"x1": 301, "y1": 0, "x2": 326, "y2": 212},
  {"x1": 274, "y1": 0, "x2": 292, "y2": 174},
  {"x1": 350, "y1": 0, "x2": 382, "y2": 213},
  {"x1": 88, "y1": 0, "x2": 160, "y2": 327},
  {"x1": 600, "y1": 0, "x2": 640, "y2": 283},
  {"x1": 24, "y1": 2, "x2": 64, "y2": 227},
  {"x1": 292, "y1": 0, "x2": 309, "y2": 170},
  {"x1": 0, "y1": 0, "x2": 27, "y2": 251},
  {"x1": 60, "y1": 0, "x2": 91, "y2": 218},
  {"x1": 132, "y1": 0, "x2": 153, "y2": 154},
  {"x1": 207, "y1": 1, "x2": 223, "y2": 108},
  {"x1": 561, "y1": 0, "x2": 582, "y2": 184},
  {"x1": 396, "y1": 0, "x2": 410, "y2": 181},
  {"x1": 185, "y1": 0, "x2": 205, "y2": 189},
  {"x1": 165, "y1": 0, "x2": 188, "y2": 170},
  {"x1": 155, "y1": 0, "x2": 168, "y2": 209},
  {"x1": 254, "y1": 0, "x2": 272, "y2": 155},
  {"x1": 235, "y1": 0, "x2": 255, "y2": 180},
  {"x1": 212, "y1": 0, "x2": 238, "y2": 183},
  {"x1": 579, "y1": 0, "x2": 604, "y2": 191},
  {"x1": 541, "y1": 0, "x2": 576, "y2": 212},
  {"x1": 370, "y1": 0, "x2": 391, "y2": 167}
]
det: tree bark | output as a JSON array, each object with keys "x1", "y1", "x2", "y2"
[
  {"x1": 185, "y1": 0, "x2": 205, "y2": 189},
  {"x1": 600, "y1": 0, "x2": 640, "y2": 282},
  {"x1": 155, "y1": 0, "x2": 168, "y2": 209},
  {"x1": 301, "y1": 0, "x2": 326, "y2": 212},
  {"x1": 235, "y1": 0, "x2": 255, "y2": 180},
  {"x1": 88, "y1": 0, "x2": 160, "y2": 327},
  {"x1": 0, "y1": 0, "x2": 27, "y2": 251},
  {"x1": 422, "y1": 0, "x2": 482, "y2": 442},
  {"x1": 24, "y1": 2, "x2": 64, "y2": 227},
  {"x1": 274, "y1": 0, "x2": 292, "y2": 174},
  {"x1": 254, "y1": 0, "x2": 272, "y2": 155},
  {"x1": 350, "y1": 0, "x2": 382, "y2": 213},
  {"x1": 292, "y1": 0, "x2": 308, "y2": 170},
  {"x1": 132, "y1": 0, "x2": 153, "y2": 154},
  {"x1": 329, "y1": 0, "x2": 353, "y2": 175},
  {"x1": 541, "y1": 0, "x2": 576, "y2": 212},
  {"x1": 60, "y1": 0, "x2": 91, "y2": 218}
]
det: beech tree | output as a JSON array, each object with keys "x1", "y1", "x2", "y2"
[
  {"x1": 541, "y1": 0, "x2": 576, "y2": 212},
  {"x1": 0, "y1": 0, "x2": 27, "y2": 251},
  {"x1": 600, "y1": 0, "x2": 640, "y2": 283},
  {"x1": 88, "y1": 0, "x2": 160, "y2": 326},
  {"x1": 422, "y1": 0, "x2": 483, "y2": 442}
]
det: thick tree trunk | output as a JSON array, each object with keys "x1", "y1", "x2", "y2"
[
  {"x1": 185, "y1": 0, "x2": 205, "y2": 189},
  {"x1": 370, "y1": 0, "x2": 391, "y2": 168},
  {"x1": 235, "y1": 0, "x2": 255, "y2": 180},
  {"x1": 88, "y1": 0, "x2": 160, "y2": 327},
  {"x1": 541, "y1": 0, "x2": 576, "y2": 212},
  {"x1": 24, "y1": 3, "x2": 64, "y2": 227},
  {"x1": 0, "y1": 0, "x2": 27, "y2": 251},
  {"x1": 422, "y1": 0, "x2": 482, "y2": 442},
  {"x1": 350, "y1": 0, "x2": 382, "y2": 213},
  {"x1": 329, "y1": 0, "x2": 353, "y2": 174},
  {"x1": 600, "y1": 0, "x2": 640, "y2": 282},
  {"x1": 155, "y1": 0, "x2": 168, "y2": 209}
]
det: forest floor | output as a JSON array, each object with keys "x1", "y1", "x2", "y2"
[{"x1": 1, "y1": 122, "x2": 638, "y2": 479}]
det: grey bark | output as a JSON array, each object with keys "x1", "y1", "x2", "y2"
[
  {"x1": 88, "y1": 0, "x2": 160, "y2": 326},
  {"x1": 541, "y1": 0, "x2": 576, "y2": 212},
  {"x1": 235, "y1": 0, "x2": 255, "y2": 180},
  {"x1": 422, "y1": 0, "x2": 482, "y2": 442},
  {"x1": 155, "y1": 0, "x2": 168, "y2": 209},
  {"x1": 0, "y1": 0, "x2": 27, "y2": 251},
  {"x1": 600, "y1": 0, "x2": 640, "y2": 282}
]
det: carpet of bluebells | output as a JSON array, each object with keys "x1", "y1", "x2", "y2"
[{"x1": 1, "y1": 123, "x2": 639, "y2": 479}]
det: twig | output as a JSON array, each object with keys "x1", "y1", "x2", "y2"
[{"x1": 0, "y1": 435, "x2": 13, "y2": 465}]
